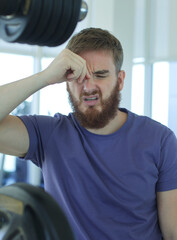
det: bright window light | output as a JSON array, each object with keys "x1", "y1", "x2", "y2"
[
  {"x1": 0, "y1": 53, "x2": 34, "y2": 102},
  {"x1": 152, "y1": 62, "x2": 169, "y2": 126},
  {"x1": 4, "y1": 155, "x2": 16, "y2": 172},
  {"x1": 131, "y1": 64, "x2": 145, "y2": 115},
  {"x1": 40, "y1": 58, "x2": 72, "y2": 116},
  {"x1": 0, "y1": 53, "x2": 33, "y2": 85},
  {"x1": 0, "y1": 53, "x2": 34, "y2": 172}
]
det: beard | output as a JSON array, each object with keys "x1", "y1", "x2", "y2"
[{"x1": 67, "y1": 81, "x2": 121, "y2": 129}]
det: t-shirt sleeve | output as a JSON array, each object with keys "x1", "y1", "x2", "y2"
[
  {"x1": 18, "y1": 114, "x2": 61, "y2": 168},
  {"x1": 156, "y1": 131, "x2": 177, "y2": 192}
]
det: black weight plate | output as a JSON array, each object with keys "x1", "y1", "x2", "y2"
[
  {"x1": 47, "y1": 0, "x2": 73, "y2": 47},
  {"x1": 52, "y1": 0, "x2": 73, "y2": 46},
  {"x1": 59, "y1": 0, "x2": 82, "y2": 45},
  {"x1": 0, "y1": 15, "x2": 27, "y2": 43},
  {"x1": 18, "y1": 0, "x2": 43, "y2": 43},
  {"x1": 19, "y1": 0, "x2": 43, "y2": 43},
  {"x1": 0, "y1": 183, "x2": 76, "y2": 240},
  {"x1": 27, "y1": 0, "x2": 53, "y2": 45},
  {"x1": 39, "y1": 0, "x2": 63, "y2": 46}
]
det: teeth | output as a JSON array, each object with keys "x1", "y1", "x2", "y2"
[{"x1": 85, "y1": 97, "x2": 97, "y2": 101}]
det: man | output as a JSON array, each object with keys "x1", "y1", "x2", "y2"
[{"x1": 0, "y1": 28, "x2": 177, "y2": 240}]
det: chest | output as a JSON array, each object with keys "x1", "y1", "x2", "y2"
[{"x1": 45, "y1": 133, "x2": 160, "y2": 206}]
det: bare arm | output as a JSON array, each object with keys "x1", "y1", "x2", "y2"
[
  {"x1": 0, "y1": 49, "x2": 89, "y2": 157},
  {"x1": 157, "y1": 189, "x2": 177, "y2": 240},
  {"x1": 0, "y1": 72, "x2": 47, "y2": 157},
  {"x1": 0, "y1": 72, "x2": 47, "y2": 123}
]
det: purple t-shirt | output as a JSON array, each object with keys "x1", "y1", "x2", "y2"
[{"x1": 19, "y1": 108, "x2": 177, "y2": 240}]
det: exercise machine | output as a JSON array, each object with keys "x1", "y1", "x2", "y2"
[
  {"x1": 0, "y1": 0, "x2": 88, "y2": 46},
  {"x1": 0, "y1": 183, "x2": 75, "y2": 240}
]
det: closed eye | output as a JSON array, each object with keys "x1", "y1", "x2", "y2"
[
  {"x1": 93, "y1": 70, "x2": 109, "y2": 79},
  {"x1": 94, "y1": 74, "x2": 107, "y2": 78}
]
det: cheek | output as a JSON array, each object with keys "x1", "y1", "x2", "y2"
[
  {"x1": 68, "y1": 82, "x2": 83, "y2": 98},
  {"x1": 102, "y1": 80, "x2": 118, "y2": 98},
  {"x1": 101, "y1": 83, "x2": 113, "y2": 95}
]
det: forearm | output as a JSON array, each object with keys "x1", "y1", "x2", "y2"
[
  {"x1": 163, "y1": 235, "x2": 177, "y2": 240},
  {"x1": 162, "y1": 229, "x2": 177, "y2": 240},
  {"x1": 0, "y1": 49, "x2": 89, "y2": 123},
  {"x1": 157, "y1": 190, "x2": 177, "y2": 240},
  {"x1": 0, "y1": 71, "x2": 48, "y2": 122}
]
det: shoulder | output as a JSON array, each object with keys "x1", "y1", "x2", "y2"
[
  {"x1": 19, "y1": 112, "x2": 71, "y2": 125},
  {"x1": 121, "y1": 108, "x2": 175, "y2": 144},
  {"x1": 18, "y1": 112, "x2": 76, "y2": 135}
]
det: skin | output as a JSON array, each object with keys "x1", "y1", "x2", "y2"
[
  {"x1": 0, "y1": 49, "x2": 89, "y2": 157},
  {"x1": 157, "y1": 190, "x2": 177, "y2": 240},
  {"x1": 67, "y1": 50, "x2": 127, "y2": 135},
  {"x1": 0, "y1": 49, "x2": 177, "y2": 239},
  {"x1": 67, "y1": 50, "x2": 177, "y2": 239}
]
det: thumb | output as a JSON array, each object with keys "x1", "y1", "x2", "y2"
[{"x1": 67, "y1": 72, "x2": 75, "y2": 80}]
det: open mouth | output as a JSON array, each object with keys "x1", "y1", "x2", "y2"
[
  {"x1": 84, "y1": 97, "x2": 98, "y2": 101},
  {"x1": 83, "y1": 94, "x2": 99, "y2": 106}
]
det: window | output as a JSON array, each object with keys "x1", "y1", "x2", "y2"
[
  {"x1": 0, "y1": 53, "x2": 33, "y2": 85},
  {"x1": 151, "y1": 62, "x2": 169, "y2": 126},
  {"x1": 0, "y1": 53, "x2": 34, "y2": 186},
  {"x1": 167, "y1": 62, "x2": 177, "y2": 135},
  {"x1": 151, "y1": 61, "x2": 177, "y2": 137},
  {"x1": 131, "y1": 64, "x2": 145, "y2": 115},
  {"x1": 39, "y1": 58, "x2": 72, "y2": 116}
]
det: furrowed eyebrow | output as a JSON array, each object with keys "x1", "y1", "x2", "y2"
[{"x1": 92, "y1": 70, "x2": 109, "y2": 75}]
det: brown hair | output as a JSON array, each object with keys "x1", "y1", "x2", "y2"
[{"x1": 66, "y1": 28, "x2": 124, "y2": 74}]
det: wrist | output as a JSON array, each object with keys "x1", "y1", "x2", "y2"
[{"x1": 35, "y1": 71, "x2": 51, "y2": 89}]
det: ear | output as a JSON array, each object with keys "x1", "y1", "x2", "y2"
[{"x1": 118, "y1": 70, "x2": 125, "y2": 91}]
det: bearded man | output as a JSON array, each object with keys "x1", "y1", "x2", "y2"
[{"x1": 0, "y1": 28, "x2": 177, "y2": 240}]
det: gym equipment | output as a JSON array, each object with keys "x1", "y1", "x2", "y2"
[
  {"x1": 0, "y1": 0, "x2": 88, "y2": 47},
  {"x1": 0, "y1": 183, "x2": 75, "y2": 240}
]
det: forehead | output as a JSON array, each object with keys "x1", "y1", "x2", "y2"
[{"x1": 79, "y1": 50, "x2": 115, "y2": 72}]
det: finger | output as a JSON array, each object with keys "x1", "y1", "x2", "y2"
[
  {"x1": 86, "y1": 62, "x2": 92, "y2": 76},
  {"x1": 63, "y1": 49, "x2": 89, "y2": 82},
  {"x1": 66, "y1": 65, "x2": 82, "y2": 81},
  {"x1": 86, "y1": 70, "x2": 91, "y2": 79},
  {"x1": 67, "y1": 72, "x2": 75, "y2": 80},
  {"x1": 77, "y1": 64, "x2": 88, "y2": 84},
  {"x1": 67, "y1": 58, "x2": 87, "y2": 83}
]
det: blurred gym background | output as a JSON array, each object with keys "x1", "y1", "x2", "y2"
[{"x1": 0, "y1": 0, "x2": 177, "y2": 187}]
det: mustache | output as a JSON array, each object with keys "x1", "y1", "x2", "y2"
[{"x1": 80, "y1": 90, "x2": 100, "y2": 97}]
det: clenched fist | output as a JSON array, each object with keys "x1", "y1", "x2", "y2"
[{"x1": 42, "y1": 49, "x2": 90, "y2": 86}]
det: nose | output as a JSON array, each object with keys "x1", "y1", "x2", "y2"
[{"x1": 83, "y1": 75, "x2": 96, "y2": 93}]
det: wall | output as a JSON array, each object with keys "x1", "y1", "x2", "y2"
[
  {"x1": 78, "y1": 0, "x2": 134, "y2": 109},
  {"x1": 113, "y1": 0, "x2": 135, "y2": 109}
]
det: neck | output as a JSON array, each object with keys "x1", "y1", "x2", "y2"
[{"x1": 86, "y1": 109, "x2": 128, "y2": 135}]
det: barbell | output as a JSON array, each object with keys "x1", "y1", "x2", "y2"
[
  {"x1": 0, "y1": 0, "x2": 88, "y2": 46},
  {"x1": 0, "y1": 183, "x2": 75, "y2": 240}
]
